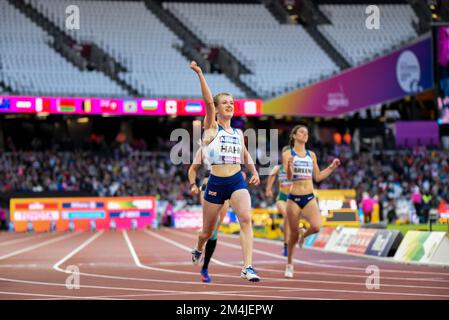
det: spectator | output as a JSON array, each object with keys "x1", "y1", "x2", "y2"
[
  {"x1": 361, "y1": 192, "x2": 374, "y2": 223},
  {"x1": 411, "y1": 186, "x2": 423, "y2": 221}
]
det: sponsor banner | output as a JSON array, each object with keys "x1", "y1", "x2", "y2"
[
  {"x1": 264, "y1": 36, "x2": 432, "y2": 116},
  {"x1": 430, "y1": 233, "x2": 449, "y2": 264},
  {"x1": 0, "y1": 97, "x2": 11, "y2": 110},
  {"x1": 172, "y1": 210, "x2": 202, "y2": 229},
  {"x1": 15, "y1": 202, "x2": 58, "y2": 210},
  {"x1": 312, "y1": 227, "x2": 336, "y2": 249},
  {"x1": 0, "y1": 96, "x2": 263, "y2": 116},
  {"x1": 62, "y1": 201, "x2": 105, "y2": 209},
  {"x1": 324, "y1": 227, "x2": 359, "y2": 253},
  {"x1": 365, "y1": 229, "x2": 403, "y2": 257},
  {"x1": 109, "y1": 211, "x2": 151, "y2": 218},
  {"x1": 394, "y1": 231, "x2": 446, "y2": 262},
  {"x1": 61, "y1": 211, "x2": 106, "y2": 220},
  {"x1": 315, "y1": 190, "x2": 359, "y2": 227},
  {"x1": 107, "y1": 198, "x2": 154, "y2": 210},
  {"x1": 13, "y1": 211, "x2": 59, "y2": 221},
  {"x1": 10, "y1": 196, "x2": 155, "y2": 232},
  {"x1": 347, "y1": 228, "x2": 378, "y2": 255}
]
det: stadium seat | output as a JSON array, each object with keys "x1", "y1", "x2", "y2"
[
  {"x1": 28, "y1": 0, "x2": 245, "y2": 98},
  {"x1": 163, "y1": 2, "x2": 339, "y2": 98},
  {"x1": 318, "y1": 4, "x2": 418, "y2": 66},
  {"x1": 0, "y1": 1, "x2": 127, "y2": 97}
]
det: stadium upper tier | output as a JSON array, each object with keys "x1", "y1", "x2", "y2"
[
  {"x1": 318, "y1": 4, "x2": 418, "y2": 66},
  {"x1": 26, "y1": 0, "x2": 245, "y2": 98},
  {"x1": 164, "y1": 1, "x2": 339, "y2": 98},
  {"x1": 0, "y1": 1, "x2": 420, "y2": 99},
  {"x1": 0, "y1": 1, "x2": 127, "y2": 97}
]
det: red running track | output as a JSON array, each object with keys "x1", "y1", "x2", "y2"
[{"x1": 0, "y1": 228, "x2": 448, "y2": 300}]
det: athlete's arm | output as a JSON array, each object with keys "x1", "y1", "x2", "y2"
[
  {"x1": 239, "y1": 131, "x2": 259, "y2": 186},
  {"x1": 265, "y1": 165, "x2": 280, "y2": 198},
  {"x1": 190, "y1": 61, "x2": 215, "y2": 130},
  {"x1": 311, "y1": 151, "x2": 340, "y2": 183},
  {"x1": 188, "y1": 148, "x2": 202, "y2": 195},
  {"x1": 283, "y1": 150, "x2": 293, "y2": 181}
]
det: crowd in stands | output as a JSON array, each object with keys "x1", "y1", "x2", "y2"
[{"x1": 1, "y1": 138, "x2": 448, "y2": 225}]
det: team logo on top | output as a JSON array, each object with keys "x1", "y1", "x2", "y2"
[{"x1": 220, "y1": 136, "x2": 239, "y2": 144}]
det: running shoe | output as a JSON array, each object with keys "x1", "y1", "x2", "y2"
[
  {"x1": 284, "y1": 264, "x2": 294, "y2": 278},
  {"x1": 200, "y1": 268, "x2": 211, "y2": 283},
  {"x1": 191, "y1": 248, "x2": 202, "y2": 265},
  {"x1": 240, "y1": 265, "x2": 261, "y2": 282}
]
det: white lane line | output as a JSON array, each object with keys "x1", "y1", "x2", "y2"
[
  {"x1": 148, "y1": 229, "x2": 449, "y2": 297},
  {"x1": 172, "y1": 229, "x2": 449, "y2": 277},
  {"x1": 0, "y1": 290, "x2": 123, "y2": 300},
  {"x1": 0, "y1": 232, "x2": 79, "y2": 261},
  {"x1": 57, "y1": 289, "x2": 267, "y2": 299},
  {"x1": 0, "y1": 233, "x2": 50, "y2": 247},
  {"x1": 167, "y1": 228, "x2": 449, "y2": 284},
  {"x1": 0, "y1": 274, "x2": 331, "y2": 300},
  {"x1": 53, "y1": 231, "x2": 104, "y2": 272},
  {"x1": 3, "y1": 229, "x2": 440, "y2": 300},
  {"x1": 0, "y1": 231, "x2": 307, "y2": 300},
  {"x1": 143, "y1": 230, "x2": 232, "y2": 267}
]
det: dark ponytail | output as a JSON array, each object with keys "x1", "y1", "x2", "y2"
[{"x1": 289, "y1": 124, "x2": 307, "y2": 149}]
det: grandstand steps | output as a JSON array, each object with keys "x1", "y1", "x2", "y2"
[
  {"x1": 6, "y1": 0, "x2": 87, "y2": 72},
  {"x1": 7, "y1": 0, "x2": 141, "y2": 97},
  {"x1": 260, "y1": 0, "x2": 292, "y2": 24},
  {"x1": 144, "y1": 0, "x2": 259, "y2": 98},
  {"x1": 406, "y1": 0, "x2": 431, "y2": 34},
  {"x1": 0, "y1": 80, "x2": 15, "y2": 95},
  {"x1": 299, "y1": 0, "x2": 331, "y2": 25},
  {"x1": 304, "y1": 25, "x2": 351, "y2": 70}
]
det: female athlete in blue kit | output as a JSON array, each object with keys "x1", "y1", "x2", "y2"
[
  {"x1": 283, "y1": 124, "x2": 340, "y2": 278},
  {"x1": 189, "y1": 61, "x2": 261, "y2": 282}
]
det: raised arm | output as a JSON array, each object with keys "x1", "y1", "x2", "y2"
[
  {"x1": 265, "y1": 165, "x2": 280, "y2": 198},
  {"x1": 190, "y1": 61, "x2": 215, "y2": 130},
  {"x1": 311, "y1": 151, "x2": 340, "y2": 183}
]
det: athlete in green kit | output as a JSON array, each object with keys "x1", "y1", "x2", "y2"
[{"x1": 265, "y1": 146, "x2": 292, "y2": 256}]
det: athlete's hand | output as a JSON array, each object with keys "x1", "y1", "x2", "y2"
[
  {"x1": 190, "y1": 184, "x2": 200, "y2": 196},
  {"x1": 287, "y1": 156, "x2": 294, "y2": 169},
  {"x1": 265, "y1": 189, "x2": 273, "y2": 199},
  {"x1": 249, "y1": 173, "x2": 260, "y2": 186},
  {"x1": 329, "y1": 158, "x2": 341, "y2": 170},
  {"x1": 190, "y1": 61, "x2": 202, "y2": 74}
]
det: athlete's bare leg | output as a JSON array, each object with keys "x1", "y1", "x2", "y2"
[
  {"x1": 299, "y1": 198, "x2": 321, "y2": 243},
  {"x1": 286, "y1": 199, "x2": 301, "y2": 265},
  {"x1": 196, "y1": 200, "x2": 224, "y2": 252},
  {"x1": 276, "y1": 200, "x2": 289, "y2": 245},
  {"x1": 229, "y1": 189, "x2": 253, "y2": 268}
]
